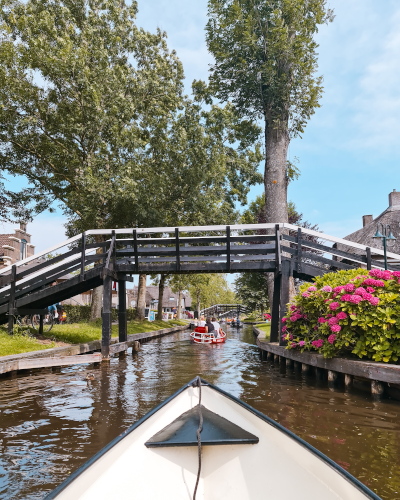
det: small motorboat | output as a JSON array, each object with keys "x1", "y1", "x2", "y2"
[
  {"x1": 190, "y1": 327, "x2": 226, "y2": 344},
  {"x1": 46, "y1": 378, "x2": 381, "y2": 500}
]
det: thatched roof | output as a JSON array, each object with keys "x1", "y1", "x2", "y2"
[{"x1": 338, "y1": 189, "x2": 400, "y2": 259}]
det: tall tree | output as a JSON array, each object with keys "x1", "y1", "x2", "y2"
[
  {"x1": 205, "y1": 0, "x2": 333, "y2": 225},
  {"x1": 204, "y1": 0, "x2": 333, "y2": 300},
  {"x1": 0, "y1": 0, "x2": 262, "y2": 319}
]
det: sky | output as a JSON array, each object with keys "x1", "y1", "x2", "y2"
[{"x1": 1, "y1": 0, "x2": 400, "y2": 254}]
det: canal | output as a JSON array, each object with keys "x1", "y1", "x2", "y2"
[{"x1": 0, "y1": 324, "x2": 399, "y2": 499}]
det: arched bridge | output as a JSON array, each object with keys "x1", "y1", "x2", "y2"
[{"x1": 0, "y1": 222, "x2": 399, "y2": 356}]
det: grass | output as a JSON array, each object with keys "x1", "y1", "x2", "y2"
[
  {"x1": 256, "y1": 323, "x2": 271, "y2": 339},
  {"x1": 0, "y1": 319, "x2": 187, "y2": 357},
  {"x1": 42, "y1": 319, "x2": 187, "y2": 345},
  {"x1": 0, "y1": 327, "x2": 56, "y2": 357}
]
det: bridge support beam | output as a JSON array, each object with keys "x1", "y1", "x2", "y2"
[
  {"x1": 102, "y1": 275, "x2": 112, "y2": 359},
  {"x1": 279, "y1": 260, "x2": 291, "y2": 346},
  {"x1": 270, "y1": 273, "x2": 281, "y2": 343},
  {"x1": 118, "y1": 280, "x2": 127, "y2": 343}
]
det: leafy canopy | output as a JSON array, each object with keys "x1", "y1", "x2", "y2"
[
  {"x1": 0, "y1": 0, "x2": 262, "y2": 231},
  {"x1": 204, "y1": 0, "x2": 334, "y2": 135}
]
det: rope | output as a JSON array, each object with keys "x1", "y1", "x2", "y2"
[{"x1": 193, "y1": 376, "x2": 203, "y2": 500}]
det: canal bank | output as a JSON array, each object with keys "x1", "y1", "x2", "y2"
[
  {"x1": 0, "y1": 324, "x2": 399, "y2": 499},
  {"x1": 254, "y1": 326, "x2": 400, "y2": 400}
]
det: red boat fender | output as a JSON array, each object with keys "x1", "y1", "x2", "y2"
[{"x1": 194, "y1": 327, "x2": 207, "y2": 333}]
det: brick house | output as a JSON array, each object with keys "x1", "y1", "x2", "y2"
[{"x1": 0, "y1": 223, "x2": 35, "y2": 269}]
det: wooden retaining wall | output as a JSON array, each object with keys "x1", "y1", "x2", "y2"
[
  {"x1": 254, "y1": 326, "x2": 400, "y2": 400},
  {"x1": 0, "y1": 324, "x2": 188, "y2": 376}
]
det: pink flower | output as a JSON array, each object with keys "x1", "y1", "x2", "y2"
[
  {"x1": 282, "y1": 317, "x2": 287, "y2": 323},
  {"x1": 312, "y1": 339, "x2": 324, "y2": 348},
  {"x1": 327, "y1": 314, "x2": 332, "y2": 318},
  {"x1": 314, "y1": 325, "x2": 318, "y2": 330},
  {"x1": 383, "y1": 271, "x2": 392, "y2": 280},
  {"x1": 299, "y1": 341, "x2": 305, "y2": 347},
  {"x1": 295, "y1": 314, "x2": 303, "y2": 320},
  {"x1": 369, "y1": 269, "x2": 383, "y2": 278},
  {"x1": 375, "y1": 280, "x2": 385, "y2": 287},
  {"x1": 344, "y1": 283, "x2": 355, "y2": 292},
  {"x1": 318, "y1": 317, "x2": 327, "y2": 323},
  {"x1": 308, "y1": 286, "x2": 317, "y2": 292},
  {"x1": 302, "y1": 292, "x2": 310, "y2": 298},
  {"x1": 369, "y1": 297, "x2": 379, "y2": 306},
  {"x1": 328, "y1": 316, "x2": 339, "y2": 326},
  {"x1": 291, "y1": 342, "x2": 297, "y2": 348},
  {"x1": 329, "y1": 302, "x2": 340, "y2": 311},
  {"x1": 322, "y1": 285, "x2": 332, "y2": 293},
  {"x1": 341, "y1": 294, "x2": 352, "y2": 302},
  {"x1": 290, "y1": 304, "x2": 297, "y2": 311},
  {"x1": 282, "y1": 325, "x2": 287, "y2": 333},
  {"x1": 363, "y1": 278, "x2": 376, "y2": 287},
  {"x1": 303, "y1": 314, "x2": 308, "y2": 320},
  {"x1": 330, "y1": 324, "x2": 341, "y2": 333},
  {"x1": 354, "y1": 287, "x2": 366, "y2": 296},
  {"x1": 363, "y1": 293, "x2": 373, "y2": 301},
  {"x1": 336, "y1": 311, "x2": 347, "y2": 320},
  {"x1": 328, "y1": 334, "x2": 336, "y2": 344},
  {"x1": 332, "y1": 292, "x2": 338, "y2": 298},
  {"x1": 392, "y1": 271, "x2": 400, "y2": 278},
  {"x1": 333, "y1": 286, "x2": 345, "y2": 293},
  {"x1": 366, "y1": 287, "x2": 375, "y2": 293},
  {"x1": 349, "y1": 295, "x2": 362, "y2": 304},
  {"x1": 290, "y1": 315, "x2": 298, "y2": 322}
]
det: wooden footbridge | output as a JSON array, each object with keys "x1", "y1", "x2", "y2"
[
  {"x1": 1, "y1": 223, "x2": 399, "y2": 358},
  {"x1": 200, "y1": 304, "x2": 248, "y2": 319}
]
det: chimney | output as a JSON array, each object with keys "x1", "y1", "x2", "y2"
[
  {"x1": 362, "y1": 215, "x2": 373, "y2": 227},
  {"x1": 19, "y1": 222, "x2": 27, "y2": 232},
  {"x1": 389, "y1": 189, "x2": 400, "y2": 207}
]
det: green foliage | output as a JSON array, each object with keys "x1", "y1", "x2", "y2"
[
  {"x1": 234, "y1": 272, "x2": 269, "y2": 312},
  {"x1": 63, "y1": 304, "x2": 136, "y2": 323},
  {"x1": 0, "y1": 0, "x2": 262, "y2": 228},
  {"x1": 205, "y1": 0, "x2": 334, "y2": 136},
  {"x1": 284, "y1": 268, "x2": 400, "y2": 363}
]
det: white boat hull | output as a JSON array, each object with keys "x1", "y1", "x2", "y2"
[{"x1": 46, "y1": 379, "x2": 380, "y2": 500}]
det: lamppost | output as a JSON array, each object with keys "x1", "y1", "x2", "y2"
[{"x1": 373, "y1": 223, "x2": 396, "y2": 270}]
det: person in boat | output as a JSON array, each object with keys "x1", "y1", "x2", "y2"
[
  {"x1": 211, "y1": 317, "x2": 222, "y2": 338},
  {"x1": 198, "y1": 315, "x2": 206, "y2": 327},
  {"x1": 204, "y1": 317, "x2": 215, "y2": 337}
]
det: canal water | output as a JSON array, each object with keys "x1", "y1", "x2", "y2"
[{"x1": 0, "y1": 325, "x2": 399, "y2": 499}]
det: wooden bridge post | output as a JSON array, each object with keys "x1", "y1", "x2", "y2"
[
  {"x1": 8, "y1": 265, "x2": 16, "y2": 334},
  {"x1": 279, "y1": 260, "x2": 291, "y2": 346},
  {"x1": 366, "y1": 247, "x2": 372, "y2": 270},
  {"x1": 80, "y1": 232, "x2": 86, "y2": 281},
  {"x1": 270, "y1": 273, "x2": 281, "y2": 342},
  {"x1": 102, "y1": 275, "x2": 112, "y2": 359},
  {"x1": 118, "y1": 280, "x2": 127, "y2": 343}
]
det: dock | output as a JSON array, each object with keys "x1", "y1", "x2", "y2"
[
  {"x1": 254, "y1": 326, "x2": 400, "y2": 400},
  {"x1": 0, "y1": 324, "x2": 188, "y2": 376}
]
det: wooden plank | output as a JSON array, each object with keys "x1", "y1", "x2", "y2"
[
  {"x1": 256, "y1": 339, "x2": 400, "y2": 384},
  {"x1": 17, "y1": 247, "x2": 82, "y2": 279},
  {"x1": 285, "y1": 246, "x2": 356, "y2": 270},
  {"x1": 226, "y1": 225, "x2": 231, "y2": 272},
  {"x1": 19, "y1": 353, "x2": 102, "y2": 370},
  {"x1": 109, "y1": 342, "x2": 129, "y2": 355},
  {"x1": 175, "y1": 228, "x2": 180, "y2": 272}
]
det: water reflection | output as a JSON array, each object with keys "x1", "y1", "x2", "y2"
[{"x1": 0, "y1": 325, "x2": 399, "y2": 499}]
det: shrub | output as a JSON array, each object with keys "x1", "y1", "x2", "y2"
[
  {"x1": 63, "y1": 305, "x2": 136, "y2": 323},
  {"x1": 283, "y1": 268, "x2": 400, "y2": 363}
]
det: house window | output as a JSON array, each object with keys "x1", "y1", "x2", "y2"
[{"x1": 20, "y1": 239, "x2": 27, "y2": 260}]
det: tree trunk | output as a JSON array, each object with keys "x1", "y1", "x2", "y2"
[
  {"x1": 90, "y1": 286, "x2": 103, "y2": 321},
  {"x1": 157, "y1": 274, "x2": 166, "y2": 321},
  {"x1": 197, "y1": 291, "x2": 201, "y2": 317},
  {"x1": 135, "y1": 274, "x2": 147, "y2": 320},
  {"x1": 264, "y1": 123, "x2": 289, "y2": 307},
  {"x1": 177, "y1": 289, "x2": 182, "y2": 319},
  {"x1": 90, "y1": 238, "x2": 105, "y2": 321}
]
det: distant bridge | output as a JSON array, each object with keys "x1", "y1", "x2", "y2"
[
  {"x1": 200, "y1": 304, "x2": 247, "y2": 318},
  {"x1": 0, "y1": 222, "x2": 399, "y2": 357}
]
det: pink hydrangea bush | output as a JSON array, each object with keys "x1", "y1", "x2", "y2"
[{"x1": 282, "y1": 268, "x2": 400, "y2": 363}]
